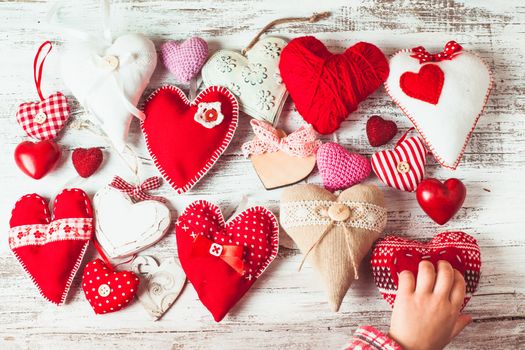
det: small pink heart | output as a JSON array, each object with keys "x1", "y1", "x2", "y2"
[
  {"x1": 317, "y1": 143, "x2": 371, "y2": 191},
  {"x1": 161, "y1": 37, "x2": 208, "y2": 83}
]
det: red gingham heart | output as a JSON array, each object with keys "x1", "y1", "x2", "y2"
[{"x1": 16, "y1": 92, "x2": 70, "y2": 140}]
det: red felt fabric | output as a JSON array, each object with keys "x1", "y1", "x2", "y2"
[
  {"x1": 399, "y1": 64, "x2": 444, "y2": 104},
  {"x1": 279, "y1": 36, "x2": 389, "y2": 134},
  {"x1": 176, "y1": 200, "x2": 279, "y2": 322},
  {"x1": 141, "y1": 85, "x2": 238, "y2": 194}
]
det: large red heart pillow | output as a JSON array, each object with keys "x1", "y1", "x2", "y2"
[
  {"x1": 371, "y1": 231, "x2": 481, "y2": 310},
  {"x1": 142, "y1": 85, "x2": 238, "y2": 194},
  {"x1": 176, "y1": 200, "x2": 279, "y2": 322},
  {"x1": 8, "y1": 188, "x2": 93, "y2": 304},
  {"x1": 279, "y1": 36, "x2": 389, "y2": 134}
]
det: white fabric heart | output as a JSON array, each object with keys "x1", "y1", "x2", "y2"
[
  {"x1": 61, "y1": 34, "x2": 157, "y2": 151},
  {"x1": 202, "y1": 37, "x2": 288, "y2": 125},
  {"x1": 93, "y1": 186, "x2": 171, "y2": 258},
  {"x1": 131, "y1": 255, "x2": 186, "y2": 320},
  {"x1": 385, "y1": 49, "x2": 492, "y2": 169}
]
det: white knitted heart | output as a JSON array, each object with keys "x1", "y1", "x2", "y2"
[
  {"x1": 385, "y1": 47, "x2": 492, "y2": 169},
  {"x1": 93, "y1": 186, "x2": 171, "y2": 258},
  {"x1": 202, "y1": 37, "x2": 288, "y2": 124},
  {"x1": 61, "y1": 34, "x2": 157, "y2": 151}
]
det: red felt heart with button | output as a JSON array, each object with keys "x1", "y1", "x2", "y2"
[
  {"x1": 14, "y1": 140, "x2": 61, "y2": 179},
  {"x1": 8, "y1": 188, "x2": 93, "y2": 304},
  {"x1": 416, "y1": 178, "x2": 467, "y2": 225},
  {"x1": 400, "y1": 64, "x2": 444, "y2": 105},
  {"x1": 82, "y1": 259, "x2": 139, "y2": 314},
  {"x1": 141, "y1": 85, "x2": 238, "y2": 194},
  {"x1": 279, "y1": 36, "x2": 389, "y2": 134},
  {"x1": 176, "y1": 200, "x2": 279, "y2": 322},
  {"x1": 371, "y1": 231, "x2": 481, "y2": 310}
]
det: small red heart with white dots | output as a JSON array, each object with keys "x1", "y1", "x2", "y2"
[{"x1": 82, "y1": 259, "x2": 139, "y2": 314}]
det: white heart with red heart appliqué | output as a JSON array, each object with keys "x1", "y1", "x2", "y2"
[{"x1": 385, "y1": 41, "x2": 493, "y2": 169}]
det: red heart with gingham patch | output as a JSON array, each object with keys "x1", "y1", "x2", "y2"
[
  {"x1": 371, "y1": 231, "x2": 481, "y2": 310},
  {"x1": 176, "y1": 200, "x2": 279, "y2": 322},
  {"x1": 371, "y1": 135, "x2": 427, "y2": 192},
  {"x1": 16, "y1": 92, "x2": 70, "y2": 140}
]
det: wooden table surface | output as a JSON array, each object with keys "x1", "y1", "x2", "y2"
[{"x1": 1, "y1": 1, "x2": 524, "y2": 349}]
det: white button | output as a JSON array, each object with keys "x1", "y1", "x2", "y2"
[
  {"x1": 209, "y1": 243, "x2": 223, "y2": 257},
  {"x1": 98, "y1": 284, "x2": 111, "y2": 297},
  {"x1": 328, "y1": 203, "x2": 351, "y2": 222},
  {"x1": 34, "y1": 111, "x2": 47, "y2": 124},
  {"x1": 102, "y1": 55, "x2": 119, "y2": 70},
  {"x1": 397, "y1": 161, "x2": 410, "y2": 174}
]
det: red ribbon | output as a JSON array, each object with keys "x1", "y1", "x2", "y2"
[
  {"x1": 410, "y1": 41, "x2": 463, "y2": 64},
  {"x1": 191, "y1": 234, "x2": 245, "y2": 276},
  {"x1": 109, "y1": 176, "x2": 166, "y2": 203},
  {"x1": 33, "y1": 41, "x2": 53, "y2": 101}
]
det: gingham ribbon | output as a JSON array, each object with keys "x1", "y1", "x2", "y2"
[
  {"x1": 109, "y1": 176, "x2": 166, "y2": 203},
  {"x1": 242, "y1": 119, "x2": 321, "y2": 158},
  {"x1": 410, "y1": 41, "x2": 463, "y2": 64}
]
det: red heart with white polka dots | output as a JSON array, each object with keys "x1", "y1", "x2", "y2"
[
  {"x1": 175, "y1": 200, "x2": 279, "y2": 322},
  {"x1": 82, "y1": 259, "x2": 139, "y2": 314}
]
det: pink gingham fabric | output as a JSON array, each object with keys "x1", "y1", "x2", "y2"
[
  {"x1": 344, "y1": 326, "x2": 402, "y2": 350},
  {"x1": 161, "y1": 37, "x2": 208, "y2": 82}
]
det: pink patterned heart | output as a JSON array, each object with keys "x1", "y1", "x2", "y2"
[
  {"x1": 161, "y1": 37, "x2": 208, "y2": 83},
  {"x1": 317, "y1": 142, "x2": 371, "y2": 192}
]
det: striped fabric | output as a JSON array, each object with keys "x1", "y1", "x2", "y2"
[{"x1": 371, "y1": 135, "x2": 427, "y2": 192}]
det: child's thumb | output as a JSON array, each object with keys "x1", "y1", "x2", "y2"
[{"x1": 451, "y1": 314, "x2": 473, "y2": 339}]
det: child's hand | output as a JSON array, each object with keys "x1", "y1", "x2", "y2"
[{"x1": 388, "y1": 260, "x2": 472, "y2": 350}]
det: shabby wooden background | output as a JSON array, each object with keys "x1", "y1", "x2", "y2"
[{"x1": 0, "y1": 0, "x2": 524, "y2": 349}]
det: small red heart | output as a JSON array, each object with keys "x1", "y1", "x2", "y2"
[
  {"x1": 366, "y1": 115, "x2": 398, "y2": 147},
  {"x1": 416, "y1": 178, "x2": 466, "y2": 225},
  {"x1": 72, "y1": 148, "x2": 103, "y2": 178},
  {"x1": 14, "y1": 140, "x2": 61, "y2": 179},
  {"x1": 82, "y1": 259, "x2": 139, "y2": 314},
  {"x1": 400, "y1": 64, "x2": 444, "y2": 104}
]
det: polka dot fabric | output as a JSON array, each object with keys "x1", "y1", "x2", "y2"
[
  {"x1": 82, "y1": 259, "x2": 139, "y2": 314},
  {"x1": 176, "y1": 200, "x2": 279, "y2": 322}
]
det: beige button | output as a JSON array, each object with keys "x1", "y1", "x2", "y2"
[
  {"x1": 327, "y1": 203, "x2": 351, "y2": 222},
  {"x1": 102, "y1": 55, "x2": 119, "y2": 70},
  {"x1": 98, "y1": 284, "x2": 111, "y2": 297},
  {"x1": 397, "y1": 161, "x2": 410, "y2": 174},
  {"x1": 34, "y1": 111, "x2": 47, "y2": 124}
]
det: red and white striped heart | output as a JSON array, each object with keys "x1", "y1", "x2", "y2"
[{"x1": 371, "y1": 135, "x2": 427, "y2": 192}]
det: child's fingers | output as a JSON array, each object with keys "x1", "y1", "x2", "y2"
[
  {"x1": 398, "y1": 270, "x2": 416, "y2": 294},
  {"x1": 433, "y1": 260, "x2": 455, "y2": 297},
  {"x1": 450, "y1": 314, "x2": 472, "y2": 339},
  {"x1": 416, "y1": 260, "x2": 436, "y2": 294},
  {"x1": 450, "y1": 269, "x2": 467, "y2": 306}
]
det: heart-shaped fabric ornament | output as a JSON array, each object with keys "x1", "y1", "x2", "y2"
[
  {"x1": 142, "y1": 85, "x2": 239, "y2": 194},
  {"x1": 8, "y1": 188, "x2": 93, "y2": 304},
  {"x1": 14, "y1": 140, "x2": 61, "y2": 180},
  {"x1": 316, "y1": 143, "x2": 371, "y2": 192},
  {"x1": 366, "y1": 115, "x2": 398, "y2": 147},
  {"x1": 371, "y1": 231, "x2": 481, "y2": 310},
  {"x1": 202, "y1": 37, "x2": 288, "y2": 124},
  {"x1": 279, "y1": 36, "x2": 389, "y2": 134},
  {"x1": 131, "y1": 255, "x2": 186, "y2": 320},
  {"x1": 82, "y1": 259, "x2": 139, "y2": 314},
  {"x1": 61, "y1": 34, "x2": 157, "y2": 151},
  {"x1": 280, "y1": 184, "x2": 387, "y2": 311},
  {"x1": 72, "y1": 147, "x2": 103, "y2": 178},
  {"x1": 385, "y1": 41, "x2": 493, "y2": 169},
  {"x1": 371, "y1": 133, "x2": 427, "y2": 192},
  {"x1": 176, "y1": 200, "x2": 279, "y2": 322},
  {"x1": 161, "y1": 37, "x2": 208, "y2": 82},
  {"x1": 93, "y1": 186, "x2": 171, "y2": 258},
  {"x1": 416, "y1": 178, "x2": 466, "y2": 225}
]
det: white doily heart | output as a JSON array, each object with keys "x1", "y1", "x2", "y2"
[
  {"x1": 202, "y1": 37, "x2": 288, "y2": 125},
  {"x1": 61, "y1": 34, "x2": 157, "y2": 151},
  {"x1": 385, "y1": 44, "x2": 492, "y2": 169},
  {"x1": 131, "y1": 255, "x2": 186, "y2": 320},
  {"x1": 93, "y1": 186, "x2": 171, "y2": 259}
]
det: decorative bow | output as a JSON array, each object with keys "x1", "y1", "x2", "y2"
[
  {"x1": 191, "y1": 234, "x2": 245, "y2": 276},
  {"x1": 410, "y1": 41, "x2": 463, "y2": 64},
  {"x1": 109, "y1": 176, "x2": 166, "y2": 203},
  {"x1": 242, "y1": 119, "x2": 321, "y2": 158}
]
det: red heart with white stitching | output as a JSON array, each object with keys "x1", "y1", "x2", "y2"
[
  {"x1": 8, "y1": 188, "x2": 93, "y2": 304},
  {"x1": 176, "y1": 200, "x2": 279, "y2": 322},
  {"x1": 142, "y1": 85, "x2": 238, "y2": 194},
  {"x1": 371, "y1": 231, "x2": 481, "y2": 310},
  {"x1": 16, "y1": 92, "x2": 70, "y2": 140}
]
